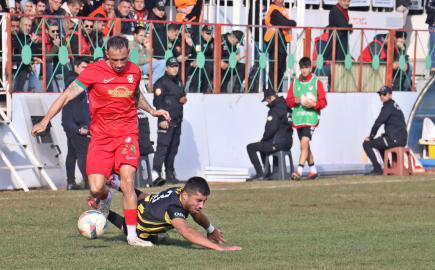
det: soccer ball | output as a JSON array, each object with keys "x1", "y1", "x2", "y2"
[
  {"x1": 77, "y1": 210, "x2": 107, "y2": 239},
  {"x1": 301, "y1": 92, "x2": 317, "y2": 105}
]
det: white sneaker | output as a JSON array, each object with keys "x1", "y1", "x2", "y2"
[
  {"x1": 97, "y1": 189, "x2": 113, "y2": 219},
  {"x1": 127, "y1": 236, "x2": 154, "y2": 247}
]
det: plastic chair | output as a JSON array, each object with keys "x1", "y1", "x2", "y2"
[
  {"x1": 135, "y1": 155, "x2": 154, "y2": 188},
  {"x1": 264, "y1": 150, "x2": 294, "y2": 180},
  {"x1": 383, "y1": 147, "x2": 413, "y2": 176}
]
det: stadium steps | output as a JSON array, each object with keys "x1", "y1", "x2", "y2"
[{"x1": 0, "y1": 109, "x2": 57, "y2": 192}]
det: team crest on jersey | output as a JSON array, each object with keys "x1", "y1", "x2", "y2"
[
  {"x1": 308, "y1": 85, "x2": 313, "y2": 90},
  {"x1": 297, "y1": 86, "x2": 301, "y2": 91},
  {"x1": 155, "y1": 88, "x2": 162, "y2": 96},
  {"x1": 195, "y1": 45, "x2": 201, "y2": 52},
  {"x1": 127, "y1": 75, "x2": 134, "y2": 83},
  {"x1": 125, "y1": 137, "x2": 131, "y2": 143},
  {"x1": 176, "y1": 46, "x2": 181, "y2": 53},
  {"x1": 267, "y1": 116, "x2": 273, "y2": 121},
  {"x1": 108, "y1": 86, "x2": 133, "y2": 97}
]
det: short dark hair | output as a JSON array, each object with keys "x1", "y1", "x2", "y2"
[
  {"x1": 74, "y1": 56, "x2": 90, "y2": 67},
  {"x1": 107, "y1": 35, "x2": 129, "y2": 51},
  {"x1": 133, "y1": 26, "x2": 145, "y2": 35},
  {"x1": 299, "y1": 57, "x2": 311, "y2": 68},
  {"x1": 119, "y1": 0, "x2": 131, "y2": 4},
  {"x1": 168, "y1": 23, "x2": 180, "y2": 32},
  {"x1": 35, "y1": 0, "x2": 46, "y2": 5},
  {"x1": 47, "y1": 19, "x2": 59, "y2": 27},
  {"x1": 103, "y1": 0, "x2": 115, "y2": 2},
  {"x1": 183, "y1": 177, "x2": 210, "y2": 196},
  {"x1": 395, "y1": 31, "x2": 407, "y2": 40},
  {"x1": 67, "y1": 0, "x2": 82, "y2": 5},
  {"x1": 11, "y1": 16, "x2": 20, "y2": 22},
  {"x1": 93, "y1": 13, "x2": 105, "y2": 18}
]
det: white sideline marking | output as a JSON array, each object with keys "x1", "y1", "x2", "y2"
[{"x1": 0, "y1": 177, "x2": 434, "y2": 200}]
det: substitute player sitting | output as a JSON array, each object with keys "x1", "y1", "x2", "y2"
[
  {"x1": 286, "y1": 57, "x2": 327, "y2": 180},
  {"x1": 101, "y1": 177, "x2": 242, "y2": 250},
  {"x1": 31, "y1": 36, "x2": 171, "y2": 247}
]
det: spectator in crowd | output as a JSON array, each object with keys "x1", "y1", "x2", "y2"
[
  {"x1": 152, "y1": 57, "x2": 187, "y2": 186},
  {"x1": 189, "y1": 25, "x2": 214, "y2": 93},
  {"x1": 127, "y1": 26, "x2": 151, "y2": 73},
  {"x1": 176, "y1": 0, "x2": 202, "y2": 38},
  {"x1": 60, "y1": 0, "x2": 83, "y2": 36},
  {"x1": 286, "y1": 57, "x2": 327, "y2": 181},
  {"x1": 147, "y1": 0, "x2": 167, "y2": 35},
  {"x1": 363, "y1": 86, "x2": 407, "y2": 175},
  {"x1": 312, "y1": 29, "x2": 330, "y2": 77},
  {"x1": 115, "y1": 0, "x2": 134, "y2": 35},
  {"x1": 128, "y1": 0, "x2": 148, "y2": 32},
  {"x1": 92, "y1": 14, "x2": 106, "y2": 52},
  {"x1": 89, "y1": 0, "x2": 115, "y2": 36},
  {"x1": 33, "y1": 0, "x2": 46, "y2": 30},
  {"x1": 173, "y1": 25, "x2": 195, "y2": 82},
  {"x1": 396, "y1": 0, "x2": 411, "y2": 27},
  {"x1": 21, "y1": 0, "x2": 36, "y2": 33},
  {"x1": 264, "y1": 0, "x2": 297, "y2": 92},
  {"x1": 65, "y1": 18, "x2": 94, "y2": 60},
  {"x1": 61, "y1": 57, "x2": 91, "y2": 190},
  {"x1": 14, "y1": 0, "x2": 22, "y2": 13},
  {"x1": 78, "y1": 0, "x2": 96, "y2": 16},
  {"x1": 152, "y1": 23, "x2": 180, "y2": 60},
  {"x1": 325, "y1": 0, "x2": 352, "y2": 64},
  {"x1": 220, "y1": 30, "x2": 245, "y2": 93},
  {"x1": 246, "y1": 89, "x2": 293, "y2": 181},
  {"x1": 45, "y1": 0, "x2": 63, "y2": 24},
  {"x1": 426, "y1": 0, "x2": 435, "y2": 74}
]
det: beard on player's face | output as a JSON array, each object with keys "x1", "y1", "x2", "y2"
[{"x1": 106, "y1": 47, "x2": 129, "y2": 73}]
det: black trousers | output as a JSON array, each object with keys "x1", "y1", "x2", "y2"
[
  {"x1": 65, "y1": 129, "x2": 90, "y2": 182},
  {"x1": 362, "y1": 137, "x2": 405, "y2": 172},
  {"x1": 138, "y1": 117, "x2": 154, "y2": 156},
  {"x1": 221, "y1": 63, "x2": 246, "y2": 93},
  {"x1": 189, "y1": 62, "x2": 214, "y2": 93},
  {"x1": 152, "y1": 122, "x2": 182, "y2": 173},
  {"x1": 268, "y1": 52, "x2": 287, "y2": 92},
  {"x1": 247, "y1": 141, "x2": 275, "y2": 174}
]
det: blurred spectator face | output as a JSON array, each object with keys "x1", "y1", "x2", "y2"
[
  {"x1": 117, "y1": 1, "x2": 131, "y2": 17},
  {"x1": 74, "y1": 61, "x2": 88, "y2": 74},
  {"x1": 132, "y1": 0, "x2": 145, "y2": 12},
  {"x1": 36, "y1": 1, "x2": 46, "y2": 15},
  {"x1": 20, "y1": 17, "x2": 32, "y2": 35},
  {"x1": 15, "y1": 2, "x2": 22, "y2": 13},
  {"x1": 50, "y1": 0, "x2": 61, "y2": 11},
  {"x1": 134, "y1": 29, "x2": 145, "y2": 44},
  {"x1": 69, "y1": 3, "x2": 82, "y2": 15},
  {"x1": 230, "y1": 36, "x2": 239, "y2": 47},
  {"x1": 396, "y1": 37, "x2": 406, "y2": 50},
  {"x1": 152, "y1": 7, "x2": 165, "y2": 18},
  {"x1": 338, "y1": 0, "x2": 350, "y2": 9},
  {"x1": 165, "y1": 65, "x2": 179, "y2": 76},
  {"x1": 168, "y1": 29, "x2": 179, "y2": 42},
  {"x1": 102, "y1": 0, "x2": 115, "y2": 15},
  {"x1": 274, "y1": 0, "x2": 284, "y2": 6},
  {"x1": 23, "y1": 1, "x2": 34, "y2": 15},
  {"x1": 47, "y1": 25, "x2": 59, "y2": 40},
  {"x1": 96, "y1": 20, "x2": 105, "y2": 33},
  {"x1": 300, "y1": 65, "x2": 311, "y2": 77},
  {"x1": 84, "y1": 20, "x2": 94, "y2": 34},
  {"x1": 201, "y1": 31, "x2": 211, "y2": 42},
  {"x1": 11, "y1": 21, "x2": 21, "y2": 35}
]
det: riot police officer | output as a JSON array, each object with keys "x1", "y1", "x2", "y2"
[
  {"x1": 221, "y1": 30, "x2": 245, "y2": 93},
  {"x1": 152, "y1": 57, "x2": 187, "y2": 185},
  {"x1": 363, "y1": 86, "x2": 408, "y2": 175},
  {"x1": 189, "y1": 25, "x2": 215, "y2": 93}
]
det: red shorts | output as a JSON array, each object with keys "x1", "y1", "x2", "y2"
[{"x1": 87, "y1": 135, "x2": 140, "y2": 178}]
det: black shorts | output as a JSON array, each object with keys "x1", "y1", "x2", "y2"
[{"x1": 297, "y1": 127, "x2": 315, "y2": 140}]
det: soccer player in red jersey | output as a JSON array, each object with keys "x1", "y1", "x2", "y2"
[{"x1": 31, "y1": 36, "x2": 171, "y2": 247}]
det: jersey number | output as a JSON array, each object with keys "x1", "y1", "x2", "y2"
[{"x1": 151, "y1": 190, "x2": 173, "y2": 203}]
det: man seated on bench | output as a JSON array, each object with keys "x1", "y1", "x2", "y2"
[
  {"x1": 246, "y1": 89, "x2": 293, "y2": 181},
  {"x1": 363, "y1": 86, "x2": 408, "y2": 175}
]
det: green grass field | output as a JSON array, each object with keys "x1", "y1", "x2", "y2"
[{"x1": 1, "y1": 174, "x2": 435, "y2": 269}]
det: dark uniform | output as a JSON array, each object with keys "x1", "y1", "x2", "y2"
[
  {"x1": 107, "y1": 187, "x2": 189, "y2": 244},
  {"x1": 247, "y1": 89, "x2": 293, "y2": 180},
  {"x1": 189, "y1": 25, "x2": 215, "y2": 93},
  {"x1": 363, "y1": 86, "x2": 408, "y2": 174},
  {"x1": 221, "y1": 31, "x2": 246, "y2": 93},
  {"x1": 153, "y1": 58, "x2": 185, "y2": 182},
  {"x1": 147, "y1": 1, "x2": 167, "y2": 34},
  {"x1": 173, "y1": 29, "x2": 195, "y2": 83}
]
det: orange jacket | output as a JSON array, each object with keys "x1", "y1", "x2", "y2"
[
  {"x1": 264, "y1": 4, "x2": 291, "y2": 43},
  {"x1": 89, "y1": 6, "x2": 111, "y2": 36}
]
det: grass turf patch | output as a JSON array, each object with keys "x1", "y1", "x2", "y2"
[{"x1": 1, "y1": 174, "x2": 435, "y2": 269}]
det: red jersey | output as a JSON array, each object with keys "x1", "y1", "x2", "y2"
[{"x1": 75, "y1": 60, "x2": 141, "y2": 138}]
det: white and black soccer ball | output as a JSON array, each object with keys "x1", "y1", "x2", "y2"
[{"x1": 77, "y1": 210, "x2": 107, "y2": 239}]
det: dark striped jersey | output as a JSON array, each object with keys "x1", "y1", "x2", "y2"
[{"x1": 136, "y1": 187, "x2": 189, "y2": 239}]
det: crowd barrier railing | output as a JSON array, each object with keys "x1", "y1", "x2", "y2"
[{"x1": 6, "y1": 13, "x2": 432, "y2": 94}]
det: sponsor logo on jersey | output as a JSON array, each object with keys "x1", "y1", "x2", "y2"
[
  {"x1": 127, "y1": 75, "x2": 134, "y2": 83},
  {"x1": 155, "y1": 88, "x2": 162, "y2": 96},
  {"x1": 297, "y1": 86, "x2": 301, "y2": 91},
  {"x1": 308, "y1": 85, "x2": 313, "y2": 90},
  {"x1": 174, "y1": 212, "x2": 186, "y2": 218},
  {"x1": 104, "y1": 78, "x2": 114, "y2": 83},
  {"x1": 195, "y1": 45, "x2": 201, "y2": 52},
  {"x1": 126, "y1": 155, "x2": 137, "y2": 160},
  {"x1": 108, "y1": 86, "x2": 133, "y2": 97}
]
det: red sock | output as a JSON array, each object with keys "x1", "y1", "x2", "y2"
[
  {"x1": 99, "y1": 194, "x2": 108, "y2": 200},
  {"x1": 123, "y1": 209, "x2": 138, "y2": 225}
]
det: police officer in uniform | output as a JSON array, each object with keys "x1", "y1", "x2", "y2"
[
  {"x1": 189, "y1": 25, "x2": 214, "y2": 93},
  {"x1": 152, "y1": 57, "x2": 187, "y2": 185},
  {"x1": 363, "y1": 86, "x2": 408, "y2": 175},
  {"x1": 246, "y1": 89, "x2": 293, "y2": 181},
  {"x1": 221, "y1": 30, "x2": 246, "y2": 93}
]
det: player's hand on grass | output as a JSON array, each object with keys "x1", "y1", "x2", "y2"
[
  {"x1": 207, "y1": 228, "x2": 228, "y2": 244},
  {"x1": 151, "y1": 109, "x2": 171, "y2": 121},
  {"x1": 159, "y1": 121, "x2": 169, "y2": 130},
  {"x1": 31, "y1": 121, "x2": 48, "y2": 137},
  {"x1": 294, "y1": 96, "x2": 301, "y2": 104},
  {"x1": 218, "y1": 246, "x2": 243, "y2": 251}
]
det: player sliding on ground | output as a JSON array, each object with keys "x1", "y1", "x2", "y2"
[
  {"x1": 31, "y1": 36, "x2": 171, "y2": 247},
  {"x1": 94, "y1": 176, "x2": 242, "y2": 250}
]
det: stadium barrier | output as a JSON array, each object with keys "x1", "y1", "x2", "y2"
[{"x1": 6, "y1": 13, "x2": 433, "y2": 94}]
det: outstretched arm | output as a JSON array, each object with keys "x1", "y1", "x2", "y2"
[
  {"x1": 31, "y1": 81, "x2": 85, "y2": 136},
  {"x1": 192, "y1": 210, "x2": 228, "y2": 244},
  {"x1": 172, "y1": 218, "x2": 242, "y2": 251},
  {"x1": 136, "y1": 89, "x2": 171, "y2": 121}
]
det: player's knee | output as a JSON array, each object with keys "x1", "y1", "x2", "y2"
[
  {"x1": 89, "y1": 185, "x2": 104, "y2": 197},
  {"x1": 119, "y1": 177, "x2": 135, "y2": 193}
]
